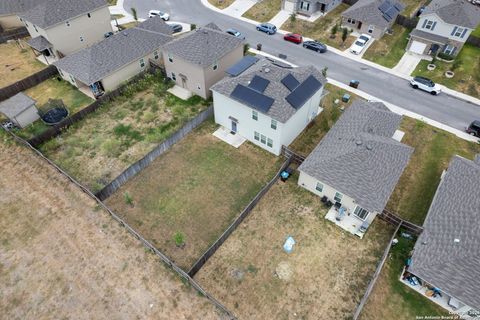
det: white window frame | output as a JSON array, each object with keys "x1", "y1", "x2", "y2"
[
  {"x1": 267, "y1": 138, "x2": 273, "y2": 148},
  {"x1": 260, "y1": 134, "x2": 266, "y2": 144},
  {"x1": 168, "y1": 54, "x2": 173, "y2": 63},
  {"x1": 443, "y1": 44, "x2": 455, "y2": 55},
  {"x1": 154, "y1": 50, "x2": 159, "y2": 59},
  {"x1": 425, "y1": 20, "x2": 434, "y2": 30},
  {"x1": 79, "y1": 36, "x2": 84, "y2": 42},
  {"x1": 213, "y1": 63, "x2": 218, "y2": 70},
  {"x1": 34, "y1": 25, "x2": 38, "y2": 32},
  {"x1": 252, "y1": 110, "x2": 258, "y2": 121},
  {"x1": 300, "y1": 1, "x2": 310, "y2": 10},
  {"x1": 271, "y1": 119, "x2": 277, "y2": 130},
  {"x1": 315, "y1": 182, "x2": 323, "y2": 192},
  {"x1": 171, "y1": 72, "x2": 176, "y2": 81},
  {"x1": 353, "y1": 206, "x2": 369, "y2": 220},
  {"x1": 454, "y1": 27, "x2": 464, "y2": 37},
  {"x1": 334, "y1": 192, "x2": 343, "y2": 203},
  {"x1": 254, "y1": 131, "x2": 260, "y2": 141},
  {"x1": 139, "y1": 58, "x2": 145, "y2": 68},
  {"x1": 66, "y1": 21, "x2": 70, "y2": 27},
  {"x1": 58, "y1": 69, "x2": 64, "y2": 77},
  {"x1": 368, "y1": 25, "x2": 374, "y2": 34},
  {"x1": 69, "y1": 75, "x2": 76, "y2": 84}
]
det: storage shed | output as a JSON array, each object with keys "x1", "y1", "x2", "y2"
[{"x1": 0, "y1": 93, "x2": 39, "y2": 128}]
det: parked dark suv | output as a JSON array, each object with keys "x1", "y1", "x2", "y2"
[{"x1": 466, "y1": 120, "x2": 480, "y2": 137}]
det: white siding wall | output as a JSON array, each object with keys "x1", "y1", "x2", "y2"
[
  {"x1": 298, "y1": 171, "x2": 378, "y2": 225},
  {"x1": 417, "y1": 13, "x2": 472, "y2": 43}
]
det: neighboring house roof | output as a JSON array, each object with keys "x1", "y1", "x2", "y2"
[
  {"x1": 409, "y1": 29, "x2": 449, "y2": 44},
  {"x1": 211, "y1": 58, "x2": 326, "y2": 123},
  {"x1": 162, "y1": 22, "x2": 244, "y2": 67},
  {"x1": 27, "y1": 36, "x2": 52, "y2": 51},
  {"x1": 0, "y1": 0, "x2": 41, "y2": 16},
  {"x1": 342, "y1": 0, "x2": 404, "y2": 28},
  {"x1": 422, "y1": 0, "x2": 480, "y2": 29},
  {"x1": 19, "y1": 0, "x2": 107, "y2": 29},
  {"x1": 298, "y1": 100, "x2": 413, "y2": 213},
  {"x1": 0, "y1": 93, "x2": 36, "y2": 118},
  {"x1": 53, "y1": 18, "x2": 173, "y2": 85},
  {"x1": 136, "y1": 16, "x2": 173, "y2": 35},
  {"x1": 409, "y1": 155, "x2": 480, "y2": 311}
]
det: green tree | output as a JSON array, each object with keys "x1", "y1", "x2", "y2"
[
  {"x1": 341, "y1": 28, "x2": 349, "y2": 45},
  {"x1": 173, "y1": 232, "x2": 185, "y2": 247},
  {"x1": 331, "y1": 24, "x2": 338, "y2": 38},
  {"x1": 290, "y1": 13, "x2": 297, "y2": 24}
]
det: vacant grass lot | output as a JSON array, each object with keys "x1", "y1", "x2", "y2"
[
  {"x1": 363, "y1": 25, "x2": 411, "y2": 68},
  {"x1": 208, "y1": 0, "x2": 236, "y2": 9},
  {"x1": 106, "y1": 121, "x2": 281, "y2": 270},
  {"x1": 282, "y1": 4, "x2": 356, "y2": 49},
  {"x1": 412, "y1": 44, "x2": 480, "y2": 98},
  {"x1": 385, "y1": 117, "x2": 480, "y2": 224},
  {"x1": 0, "y1": 137, "x2": 221, "y2": 319},
  {"x1": 196, "y1": 175, "x2": 394, "y2": 319},
  {"x1": 0, "y1": 40, "x2": 45, "y2": 87},
  {"x1": 41, "y1": 73, "x2": 209, "y2": 192},
  {"x1": 243, "y1": 0, "x2": 282, "y2": 22},
  {"x1": 290, "y1": 83, "x2": 360, "y2": 155},
  {"x1": 360, "y1": 235, "x2": 449, "y2": 320}
]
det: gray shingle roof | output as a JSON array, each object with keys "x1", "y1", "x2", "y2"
[
  {"x1": 19, "y1": 0, "x2": 107, "y2": 29},
  {"x1": 136, "y1": 16, "x2": 173, "y2": 35},
  {"x1": 298, "y1": 100, "x2": 413, "y2": 213},
  {"x1": 162, "y1": 23, "x2": 244, "y2": 67},
  {"x1": 409, "y1": 155, "x2": 480, "y2": 310},
  {"x1": 27, "y1": 36, "x2": 52, "y2": 51},
  {"x1": 53, "y1": 18, "x2": 173, "y2": 85},
  {"x1": 211, "y1": 58, "x2": 326, "y2": 123},
  {"x1": 410, "y1": 28, "x2": 449, "y2": 44},
  {"x1": 0, "y1": 93, "x2": 36, "y2": 118},
  {"x1": 422, "y1": 0, "x2": 480, "y2": 29},
  {"x1": 342, "y1": 0, "x2": 404, "y2": 28},
  {"x1": 0, "y1": 0, "x2": 41, "y2": 16}
]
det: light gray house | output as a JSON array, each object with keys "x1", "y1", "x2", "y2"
[
  {"x1": 406, "y1": 0, "x2": 480, "y2": 56},
  {"x1": 0, "y1": 93, "x2": 39, "y2": 128},
  {"x1": 282, "y1": 0, "x2": 343, "y2": 17},
  {"x1": 162, "y1": 23, "x2": 244, "y2": 99},
  {"x1": 341, "y1": 0, "x2": 404, "y2": 39},
  {"x1": 19, "y1": 0, "x2": 112, "y2": 61},
  {"x1": 406, "y1": 155, "x2": 480, "y2": 317},
  {"x1": 298, "y1": 100, "x2": 413, "y2": 237},
  {"x1": 53, "y1": 17, "x2": 173, "y2": 98},
  {"x1": 212, "y1": 57, "x2": 326, "y2": 156}
]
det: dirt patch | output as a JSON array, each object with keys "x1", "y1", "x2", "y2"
[{"x1": 0, "y1": 137, "x2": 224, "y2": 319}]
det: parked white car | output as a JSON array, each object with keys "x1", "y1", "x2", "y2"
[
  {"x1": 350, "y1": 34, "x2": 372, "y2": 55},
  {"x1": 410, "y1": 76, "x2": 442, "y2": 95},
  {"x1": 148, "y1": 10, "x2": 170, "y2": 20}
]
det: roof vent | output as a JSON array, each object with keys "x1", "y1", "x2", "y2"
[
  {"x1": 454, "y1": 238, "x2": 461, "y2": 243},
  {"x1": 356, "y1": 140, "x2": 362, "y2": 146},
  {"x1": 123, "y1": 31, "x2": 128, "y2": 36},
  {"x1": 264, "y1": 68, "x2": 270, "y2": 73},
  {"x1": 366, "y1": 143, "x2": 373, "y2": 150}
]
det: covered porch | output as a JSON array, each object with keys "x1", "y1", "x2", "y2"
[
  {"x1": 27, "y1": 36, "x2": 57, "y2": 65},
  {"x1": 76, "y1": 79, "x2": 103, "y2": 100},
  {"x1": 325, "y1": 205, "x2": 368, "y2": 238}
]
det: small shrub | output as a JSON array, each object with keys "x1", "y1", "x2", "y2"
[
  {"x1": 437, "y1": 52, "x2": 454, "y2": 61},
  {"x1": 341, "y1": 28, "x2": 349, "y2": 45},
  {"x1": 124, "y1": 192, "x2": 134, "y2": 206},
  {"x1": 290, "y1": 13, "x2": 296, "y2": 23},
  {"x1": 243, "y1": 43, "x2": 250, "y2": 55},
  {"x1": 173, "y1": 232, "x2": 185, "y2": 247},
  {"x1": 191, "y1": 23, "x2": 196, "y2": 30},
  {"x1": 331, "y1": 24, "x2": 338, "y2": 37},
  {"x1": 113, "y1": 124, "x2": 143, "y2": 141},
  {"x1": 451, "y1": 58, "x2": 462, "y2": 71}
]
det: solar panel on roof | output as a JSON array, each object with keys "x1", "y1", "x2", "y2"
[
  {"x1": 384, "y1": 6, "x2": 398, "y2": 21},
  {"x1": 393, "y1": 2, "x2": 403, "y2": 11},
  {"x1": 226, "y1": 56, "x2": 259, "y2": 77},
  {"x1": 230, "y1": 84, "x2": 274, "y2": 113},
  {"x1": 248, "y1": 75, "x2": 270, "y2": 93},
  {"x1": 281, "y1": 73, "x2": 300, "y2": 92},
  {"x1": 285, "y1": 75, "x2": 322, "y2": 109},
  {"x1": 378, "y1": 0, "x2": 391, "y2": 14}
]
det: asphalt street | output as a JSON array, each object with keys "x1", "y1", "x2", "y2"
[{"x1": 124, "y1": 0, "x2": 480, "y2": 131}]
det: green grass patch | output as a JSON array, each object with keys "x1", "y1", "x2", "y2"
[
  {"x1": 363, "y1": 25, "x2": 411, "y2": 68},
  {"x1": 472, "y1": 25, "x2": 480, "y2": 38}
]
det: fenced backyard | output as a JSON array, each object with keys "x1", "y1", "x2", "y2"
[{"x1": 0, "y1": 64, "x2": 55, "y2": 101}]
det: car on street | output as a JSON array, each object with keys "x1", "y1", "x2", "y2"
[
  {"x1": 148, "y1": 10, "x2": 170, "y2": 20},
  {"x1": 410, "y1": 76, "x2": 442, "y2": 95},
  {"x1": 226, "y1": 28, "x2": 245, "y2": 39},
  {"x1": 466, "y1": 120, "x2": 480, "y2": 137},
  {"x1": 349, "y1": 34, "x2": 372, "y2": 55},
  {"x1": 256, "y1": 23, "x2": 277, "y2": 35},
  {"x1": 169, "y1": 23, "x2": 183, "y2": 33},
  {"x1": 284, "y1": 33, "x2": 303, "y2": 44},
  {"x1": 303, "y1": 40, "x2": 327, "y2": 53}
]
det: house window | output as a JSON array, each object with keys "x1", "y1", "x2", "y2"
[
  {"x1": 353, "y1": 206, "x2": 369, "y2": 220},
  {"x1": 69, "y1": 75, "x2": 76, "y2": 84},
  {"x1": 252, "y1": 110, "x2": 258, "y2": 121},
  {"x1": 424, "y1": 20, "x2": 434, "y2": 30},
  {"x1": 66, "y1": 21, "x2": 70, "y2": 26},
  {"x1": 267, "y1": 138, "x2": 273, "y2": 148},
  {"x1": 260, "y1": 134, "x2": 266, "y2": 144},
  {"x1": 254, "y1": 131, "x2": 260, "y2": 141},
  {"x1": 171, "y1": 72, "x2": 176, "y2": 81},
  {"x1": 87, "y1": 13, "x2": 91, "y2": 18},
  {"x1": 213, "y1": 63, "x2": 218, "y2": 70},
  {"x1": 334, "y1": 192, "x2": 343, "y2": 203},
  {"x1": 315, "y1": 182, "x2": 323, "y2": 192},
  {"x1": 58, "y1": 69, "x2": 64, "y2": 77},
  {"x1": 154, "y1": 50, "x2": 159, "y2": 59},
  {"x1": 347, "y1": 18, "x2": 355, "y2": 24},
  {"x1": 197, "y1": 84, "x2": 201, "y2": 90},
  {"x1": 368, "y1": 25, "x2": 374, "y2": 33},
  {"x1": 271, "y1": 119, "x2": 277, "y2": 130},
  {"x1": 80, "y1": 36, "x2": 84, "y2": 42},
  {"x1": 140, "y1": 58, "x2": 145, "y2": 67},
  {"x1": 25, "y1": 22, "x2": 28, "y2": 27},
  {"x1": 300, "y1": 1, "x2": 310, "y2": 10},
  {"x1": 34, "y1": 25, "x2": 38, "y2": 32},
  {"x1": 454, "y1": 27, "x2": 464, "y2": 37},
  {"x1": 168, "y1": 54, "x2": 173, "y2": 63},
  {"x1": 443, "y1": 45, "x2": 455, "y2": 55}
]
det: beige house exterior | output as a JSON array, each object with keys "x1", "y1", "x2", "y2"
[{"x1": 0, "y1": 15, "x2": 23, "y2": 30}]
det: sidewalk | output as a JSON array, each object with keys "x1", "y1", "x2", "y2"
[
  {"x1": 269, "y1": 10, "x2": 291, "y2": 27},
  {"x1": 223, "y1": 0, "x2": 257, "y2": 18}
]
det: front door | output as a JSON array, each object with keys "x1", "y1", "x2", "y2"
[
  {"x1": 358, "y1": 21, "x2": 362, "y2": 30},
  {"x1": 320, "y1": 3, "x2": 326, "y2": 12},
  {"x1": 231, "y1": 120, "x2": 237, "y2": 133}
]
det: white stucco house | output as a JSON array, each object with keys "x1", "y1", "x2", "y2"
[
  {"x1": 19, "y1": 0, "x2": 112, "y2": 63},
  {"x1": 282, "y1": 0, "x2": 343, "y2": 17},
  {"x1": 298, "y1": 100, "x2": 413, "y2": 237},
  {"x1": 211, "y1": 57, "x2": 326, "y2": 156}
]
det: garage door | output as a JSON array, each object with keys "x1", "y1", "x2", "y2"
[
  {"x1": 409, "y1": 41, "x2": 427, "y2": 55},
  {"x1": 283, "y1": 1, "x2": 296, "y2": 12}
]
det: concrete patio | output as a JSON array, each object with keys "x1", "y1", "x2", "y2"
[
  {"x1": 167, "y1": 85, "x2": 194, "y2": 100},
  {"x1": 213, "y1": 126, "x2": 246, "y2": 148},
  {"x1": 325, "y1": 206, "x2": 366, "y2": 238}
]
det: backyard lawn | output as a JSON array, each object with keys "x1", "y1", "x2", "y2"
[
  {"x1": 0, "y1": 40, "x2": 45, "y2": 88},
  {"x1": 196, "y1": 174, "x2": 394, "y2": 319},
  {"x1": 243, "y1": 0, "x2": 282, "y2": 23},
  {"x1": 281, "y1": 4, "x2": 355, "y2": 50},
  {"x1": 401, "y1": 0, "x2": 429, "y2": 17},
  {"x1": 208, "y1": 0, "x2": 235, "y2": 9},
  {"x1": 473, "y1": 25, "x2": 480, "y2": 37},
  {"x1": 40, "y1": 72, "x2": 209, "y2": 192},
  {"x1": 360, "y1": 235, "x2": 450, "y2": 320},
  {"x1": 412, "y1": 44, "x2": 480, "y2": 98},
  {"x1": 106, "y1": 121, "x2": 281, "y2": 270},
  {"x1": 385, "y1": 117, "x2": 480, "y2": 224},
  {"x1": 363, "y1": 25, "x2": 411, "y2": 68}
]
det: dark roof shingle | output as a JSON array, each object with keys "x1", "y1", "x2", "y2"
[
  {"x1": 0, "y1": 93, "x2": 36, "y2": 118},
  {"x1": 342, "y1": 0, "x2": 404, "y2": 28}
]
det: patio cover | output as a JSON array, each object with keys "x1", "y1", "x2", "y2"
[
  {"x1": 0, "y1": 93, "x2": 36, "y2": 118},
  {"x1": 27, "y1": 36, "x2": 52, "y2": 52}
]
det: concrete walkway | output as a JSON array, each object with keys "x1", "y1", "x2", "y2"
[
  {"x1": 223, "y1": 0, "x2": 257, "y2": 18},
  {"x1": 392, "y1": 52, "x2": 423, "y2": 76},
  {"x1": 269, "y1": 10, "x2": 291, "y2": 27}
]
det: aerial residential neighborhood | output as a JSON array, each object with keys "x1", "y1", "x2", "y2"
[{"x1": 0, "y1": 0, "x2": 479, "y2": 319}]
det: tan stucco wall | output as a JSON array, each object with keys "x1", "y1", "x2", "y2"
[
  {"x1": 0, "y1": 15, "x2": 23, "y2": 29},
  {"x1": 342, "y1": 17, "x2": 386, "y2": 39},
  {"x1": 203, "y1": 45, "x2": 243, "y2": 97}
]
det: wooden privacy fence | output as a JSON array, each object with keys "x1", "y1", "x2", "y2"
[
  {"x1": 467, "y1": 35, "x2": 480, "y2": 48},
  {"x1": 95, "y1": 106, "x2": 214, "y2": 201},
  {"x1": 281, "y1": 145, "x2": 305, "y2": 164},
  {"x1": 0, "y1": 65, "x2": 58, "y2": 102},
  {"x1": 378, "y1": 209, "x2": 423, "y2": 235},
  {"x1": 395, "y1": 15, "x2": 418, "y2": 29},
  {"x1": 0, "y1": 27, "x2": 29, "y2": 43},
  {"x1": 352, "y1": 222, "x2": 403, "y2": 320},
  {"x1": 188, "y1": 157, "x2": 293, "y2": 277},
  {"x1": 2, "y1": 127, "x2": 236, "y2": 320}
]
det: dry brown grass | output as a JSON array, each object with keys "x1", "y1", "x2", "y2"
[
  {"x1": 243, "y1": 0, "x2": 282, "y2": 22},
  {"x1": 195, "y1": 175, "x2": 394, "y2": 319},
  {"x1": 208, "y1": 0, "x2": 235, "y2": 9},
  {"x1": 106, "y1": 121, "x2": 281, "y2": 270},
  {"x1": 0, "y1": 39, "x2": 45, "y2": 87},
  {"x1": 0, "y1": 137, "x2": 224, "y2": 319}
]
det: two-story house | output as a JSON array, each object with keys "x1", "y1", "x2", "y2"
[
  {"x1": 162, "y1": 23, "x2": 244, "y2": 99},
  {"x1": 406, "y1": 0, "x2": 480, "y2": 56},
  {"x1": 298, "y1": 100, "x2": 413, "y2": 237},
  {"x1": 211, "y1": 57, "x2": 326, "y2": 156},
  {"x1": 281, "y1": 0, "x2": 343, "y2": 17},
  {"x1": 19, "y1": 0, "x2": 112, "y2": 62}
]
